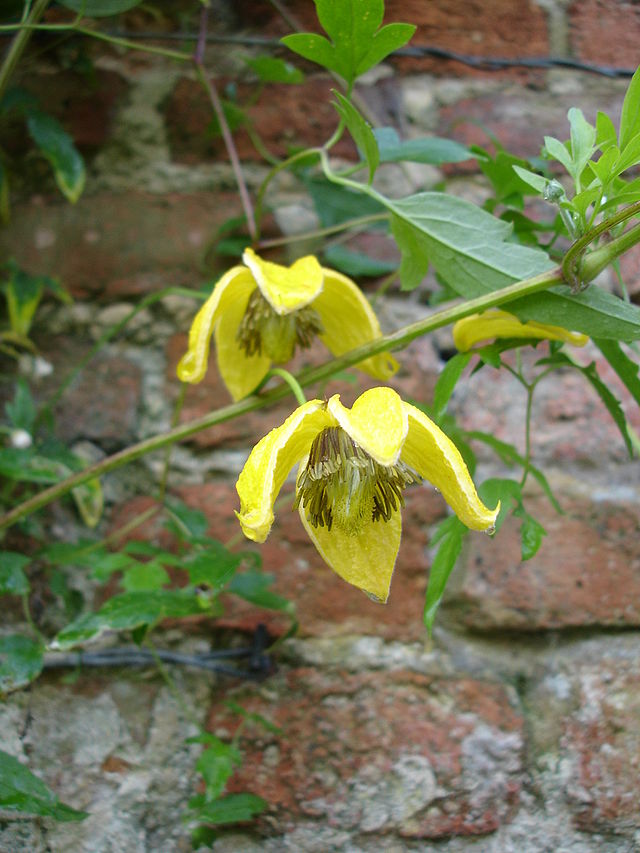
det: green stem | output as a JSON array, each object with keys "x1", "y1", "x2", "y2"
[
  {"x1": 0, "y1": 0, "x2": 50, "y2": 102},
  {"x1": 258, "y1": 213, "x2": 388, "y2": 250},
  {"x1": 266, "y1": 368, "x2": 307, "y2": 406},
  {"x1": 581, "y1": 219, "x2": 640, "y2": 283},
  {"x1": 254, "y1": 148, "x2": 321, "y2": 238},
  {"x1": 0, "y1": 266, "x2": 563, "y2": 532}
]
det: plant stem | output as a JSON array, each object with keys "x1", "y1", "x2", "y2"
[
  {"x1": 266, "y1": 368, "x2": 307, "y2": 406},
  {"x1": 0, "y1": 266, "x2": 564, "y2": 532},
  {"x1": 0, "y1": 0, "x2": 50, "y2": 102},
  {"x1": 258, "y1": 213, "x2": 389, "y2": 250},
  {"x1": 581, "y1": 219, "x2": 640, "y2": 283}
]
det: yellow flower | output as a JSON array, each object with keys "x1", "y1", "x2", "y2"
[
  {"x1": 236, "y1": 387, "x2": 499, "y2": 603},
  {"x1": 177, "y1": 248, "x2": 398, "y2": 401},
  {"x1": 452, "y1": 309, "x2": 589, "y2": 352}
]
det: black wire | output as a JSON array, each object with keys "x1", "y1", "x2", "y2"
[{"x1": 94, "y1": 31, "x2": 637, "y2": 79}]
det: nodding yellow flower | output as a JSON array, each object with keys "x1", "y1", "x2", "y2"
[
  {"x1": 177, "y1": 248, "x2": 398, "y2": 401},
  {"x1": 452, "y1": 309, "x2": 589, "y2": 352},
  {"x1": 236, "y1": 387, "x2": 499, "y2": 603}
]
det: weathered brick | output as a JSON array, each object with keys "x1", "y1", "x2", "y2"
[
  {"x1": 207, "y1": 668, "x2": 524, "y2": 838},
  {"x1": 0, "y1": 192, "x2": 243, "y2": 299},
  {"x1": 569, "y1": 0, "x2": 640, "y2": 69},
  {"x1": 444, "y1": 491, "x2": 640, "y2": 631}
]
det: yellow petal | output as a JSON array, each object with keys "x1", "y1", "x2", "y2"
[
  {"x1": 243, "y1": 247, "x2": 324, "y2": 315},
  {"x1": 327, "y1": 387, "x2": 408, "y2": 467},
  {"x1": 453, "y1": 309, "x2": 589, "y2": 351},
  {"x1": 299, "y1": 498, "x2": 402, "y2": 603},
  {"x1": 313, "y1": 269, "x2": 398, "y2": 380},
  {"x1": 214, "y1": 295, "x2": 272, "y2": 401},
  {"x1": 177, "y1": 267, "x2": 255, "y2": 383},
  {"x1": 236, "y1": 400, "x2": 334, "y2": 542},
  {"x1": 401, "y1": 402, "x2": 499, "y2": 530}
]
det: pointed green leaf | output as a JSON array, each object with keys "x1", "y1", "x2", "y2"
[
  {"x1": 619, "y1": 65, "x2": 640, "y2": 150},
  {"x1": 185, "y1": 543, "x2": 242, "y2": 591},
  {"x1": 518, "y1": 512, "x2": 546, "y2": 561},
  {"x1": 594, "y1": 338, "x2": 640, "y2": 408},
  {"x1": 332, "y1": 91, "x2": 379, "y2": 183},
  {"x1": 432, "y1": 352, "x2": 471, "y2": 421},
  {"x1": 189, "y1": 792, "x2": 267, "y2": 825},
  {"x1": 390, "y1": 213, "x2": 430, "y2": 291},
  {"x1": 164, "y1": 496, "x2": 209, "y2": 539},
  {"x1": 568, "y1": 107, "x2": 596, "y2": 177},
  {"x1": 121, "y1": 561, "x2": 170, "y2": 592},
  {"x1": 375, "y1": 127, "x2": 472, "y2": 165},
  {"x1": 512, "y1": 165, "x2": 548, "y2": 194},
  {"x1": 26, "y1": 110, "x2": 85, "y2": 203},
  {"x1": 0, "y1": 634, "x2": 44, "y2": 692},
  {"x1": 71, "y1": 476, "x2": 103, "y2": 529},
  {"x1": 0, "y1": 551, "x2": 30, "y2": 596},
  {"x1": 596, "y1": 110, "x2": 617, "y2": 150},
  {"x1": 0, "y1": 749, "x2": 87, "y2": 821},
  {"x1": 356, "y1": 22, "x2": 416, "y2": 77},
  {"x1": 613, "y1": 132, "x2": 640, "y2": 176},
  {"x1": 56, "y1": 0, "x2": 144, "y2": 17},
  {"x1": 245, "y1": 56, "x2": 304, "y2": 84},
  {"x1": 281, "y1": 33, "x2": 340, "y2": 77},
  {"x1": 543, "y1": 135, "x2": 574, "y2": 175},
  {"x1": 322, "y1": 244, "x2": 397, "y2": 277},
  {"x1": 423, "y1": 515, "x2": 467, "y2": 634},
  {"x1": 3, "y1": 262, "x2": 44, "y2": 337},
  {"x1": 228, "y1": 568, "x2": 294, "y2": 614}
]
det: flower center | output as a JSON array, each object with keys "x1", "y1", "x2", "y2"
[
  {"x1": 295, "y1": 427, "x2": 422, "y2": 536},
  {"x1": 236, "y1": 289, "x2": 323, "y2": 363}
]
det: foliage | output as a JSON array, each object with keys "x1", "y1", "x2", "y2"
[{"x1": 0, "y1": 0, "x2": 639, "y2": 844}]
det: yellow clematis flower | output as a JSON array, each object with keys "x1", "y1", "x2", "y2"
[
  {"x1": 452, "y1": 309, "x2": 589, "y2": 352},
  {"x1": 177, "y1": 248, "x2": 398, "y2": 401},
  {"x1": 236, "y1": 387, "x2": 499, "y2": 603}
]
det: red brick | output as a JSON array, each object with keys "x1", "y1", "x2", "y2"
[
  {"x1": 445, "y1": 492, "x2": 640, "y2": 631},
  {"x1": 564, "y1": 655, "x2": 640, "y2": 834},
  {"x1": 569, "y1": 0, "x2": 640, "y2": 69},
  {"x1": 207, "y1": 668, "x2": 523, "y2": 837},
  {"x1": 0, "y1": 192, "x2": 243, "y2": 300},
  {"x1": 108, "y1": 475, "x2": 449, "y2": 643}
]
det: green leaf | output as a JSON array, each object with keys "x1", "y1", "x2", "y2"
[
  {"x1": 5, "y1": 379, "x2": 36, "y2": 432},
  {"x1": 543, "y1": 135, "x2": 574, "y2": 175},
  {"x1": 0, "y1": 449, "x2": 61, "y2": 484},
  {"x1": 390, "y1": 213, "x2": 429, "y2": 291},
  {"x1": 224, "y1": 700, "x2": 282, "y2": 735},
  {"x1": 0, "y1": 551, "x2": 30, "y2": 595},
  {"x1": 189, "y1": 792, "x2": 267, "y2": 826},
  {"x1": 613, "y1": 132, "x2": 640, "y2": 176},
  {"x1": 619, "y1": 65, "x2": 640, "y2": 150},
  {"x1": 26, "y1": 110, "x2": 85, "y2": 203},
  {"x1": 322, "y1": 244, "x2": 397, "y2": 277},
  {"x1": 423, "y1": 516, "x2": 468, "y2": 634},
  {"x1": 185, "y1": 543, "x2": 242, "y2": 591},
  {"x1": 538, "y1": 351, "x2": 633, "y2": 456},
  {"x1": 121, "y1": 561, "x2": 170, "y2": 592},
  {"x1": 332, "y1": 90, "x2": 379, "y2": 183},
  {"x1": 245, "y1": 56, "x2": 304, "y2": 84},
  {"x1": 228, "y1": 568, "x2": 294, "y2": 614},
  {"x1": 56, "y1": 0, "x2": 144, "y2": 17},
  {"x1": 305, "y1": 176, "x2": 386, "y2": 228},
  {"x1": 568, "y1": 107, "x2": 596, "y2": 177},
  {"x1": 282, "y1": 0, "x2": 414, "y2": 86},
  {"x1": 374, "y1": 127, "x2": 472, "y2": 165},
  {"x1": 195, "y1": 739, "x2": 241, "y2": 800},
  {"x1": 2, "y1": 262, "x2": 44, "y2": 337},
  {"x1": 71, "y1": 476, "x2": 103, "y2": 529},
  {"x1": 0, "y1": 749, "x2": 87, "y2": 821},
  {"x1": 164, "y1": 496, "x2": 209, "y2": 539},
  {"x1": 466, "y1": 430, "x2": 562, "y2": 513},
  {"x1": 588, "y1": 146, "x2": 619, "y2": 185},
  {"x1": 0, "y1": 634, "x2": 44, "y2": 692},
  {"x1": 55, "y1": 589, "x2": 206, "y2": 648},
  {"x1": 478, "y1": 478, "x2": 523, "y2": 534},
  {"x1": 432, "y1": 352, "x2": 471, "y2": 421},
  {"x1": 596, "y1": 110, "x2": 617, "y2": 150},
  {"x1": 518, "y1": 512, "x2": 546, "y2": 561},
  {"x1": 512, "y1": 165, "x2": 548, "y2": 194},
  {"x1": 594, "y1": 338, "x2": 640, "y2": 408}
]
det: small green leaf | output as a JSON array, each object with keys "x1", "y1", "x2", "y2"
[
  {"x1": 121, "y1": 561, "x2": 170, "y2": 592},
  {"x1": 189, "y1": 792, "x2": 267, "y2": 826},
  {"x1": 568, "y1": 107, "x2": 596, "y2": 177},
  {"x1": 26, "y1": 110, "x2": 85, "y2": 203},
  {"x1": 518, "y1": 512, "x2": 546, "y2": 561},
  {"x1": 478, "y1": 478, "x2": 522, "y2": 534},
  {"x1": 613, "y1": 132, "x2": 640, "y2": 176},
  {"x1": 432, "y1": 352, "x2": 471, "y2": 421},
  {"x1": 195, "y1": 740, "x2": 241, "y2": 800},
  {"x1": 5, "y1": 379, "x2": 36, "y2": 432},
  {"x1": 390, "y1": 213, "x2": 429, "y2": 291},
  {"x1": 164, "y1": 497, "x2": 209, "y2": 539},
  {"x1": 0, "y1": 749, "x2": 87, "y2": 821},
  {"x1": 245, "y1": 56, "x2": 304, "y2": 84},
  {"x1": 619, "y1": 65, "x2": 640, "y2": 150},
  {"x1": 322, "y1": 245, "x2": 397, "y2": 277},
  {"x1": 185, "y1": 543, "x2": 241, "y2": 590},
  {"x1": 228, "y1": 568, "x2": 294, "y2": 614},
  {"x1": 71, "y1": 476, "x2": 103, "y2": 529},
  {"x1": 596, "y1": 110, "x2": 617, "y2": 150},
  {"x1": 543, "y1": 135, "x2": 574, "y2": 174},
  {"x1": 0, "y1": 551, "x2": 30, "y2": 595},
  {"x1": 375, "y1": 127, "x2": 472, "y2": 165},
  {"x1": 56, "y1": 0, "x2": 144, "y2": 17},
  {"x1": 594, "y1": 338, "x2": 640, "y2": 408},
  {"x1": 332, "y1": 90, "x2": 379, "y2": 183},
  {"x1": 304, "y1": 176, "x2": 386, "y2": 228},
  {"x1": 423, "y1": 515, "x2": 468, "y2": 634},
  {"x1": 512, "y1": 165, "x2": 548, "y2": 194},
  {"x1": 588, "y1": 146, "x2": 619, "y2": 185},
  {"x1": 2, "y1": 262, "x2": 44, "y2": 338},
  {"x1": 0, "y1": 635, "x2": 44, "y2": 692}
]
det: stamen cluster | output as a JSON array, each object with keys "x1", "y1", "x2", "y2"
[
  {"x1": 236, "y1": 289, "x2": 323, "y2": 362},
  {"x1": 295, "y1": 427, "x2": 422, "y2": 535}
]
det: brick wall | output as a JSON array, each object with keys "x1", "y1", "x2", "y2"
[{"x1": 1, "y1": 1, "x2": 640, "y2": 851}]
